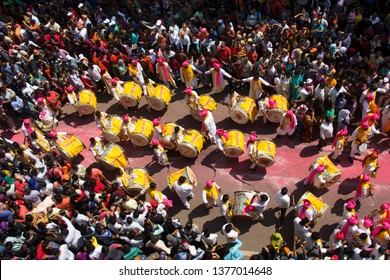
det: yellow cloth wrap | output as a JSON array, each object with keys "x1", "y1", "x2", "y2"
[
  {"x1": 204, "y1": 184, "x2": 218, "y2": 202},
  {"x1": 250, "y1": 79, "x2": 262, "y2": 100},
  {"x1": 128, "y1": 64, "x2": 138, "y2": 76},
  {"x1": 182, "y1": 66, "x2": 195, "y2": 81}
]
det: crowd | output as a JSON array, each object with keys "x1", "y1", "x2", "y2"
[{"x1": 0, "y1": 0, "x2": 390, "y2": 260}]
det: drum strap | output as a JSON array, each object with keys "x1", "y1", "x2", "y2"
[
  {"x1": 212, "y1": 69, "x2": 222, "y2": 92},
  {"x1": 251, "y1": 79, "x2": 262, "y2": 100}
]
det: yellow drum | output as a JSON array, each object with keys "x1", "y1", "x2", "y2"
[
  {"x1": 230, "y1": 96, "x2": 258, "y2": 124},
  {"x1": 32, "y1": 130, "x2": 51, "y2": 154},
  {"x1": 160, "y1": 122, "x2": 180, "y2": 150},
  {"x1": 190, "y1": 95, "x2": 217, "y2": 121},
  {"x1": 77, "y1": 90, "x2": 97, "y2": 115},
  {"x1": 310, "y1": 156, "x2": 341, "y2": 188},
  {"x1": 99, "y1": 143, "x2": 127, "y2": 170},
  {"x1": 130, "y1": 118, "x2": 153, "y2": 147},
  {"x1": 121, "y1": 81, "x2": 142, "y2": 107},
  {"x1": 57, "y1": 135, "x2": 85, "y2": 161},
  {"x1": 167, "y1": 166, "x2": 197, "y2": 192},
  {"x1": 147, "y1": 84, "x2": 172, "y2": 111},
  {"x1": 252, "y1": 139, "x2": 276, "y2": 167},
  {"x1": 232, "y1": 191, "x2": 260, "y2": 220},
  {"x1": 124, "y1": 167, "x2": 154, "y2": 196},
  {"x1": 103, "y1": 116, "x2": 123, "y2": 143},
  {"x1": 178, "y1": 129, "x2": 204, "y2": 158},
  {"x1": 297, "y1": 191, "x2": 329, "y2": 224},
  {"x1": 267, "y1": 94, "x2": 289, "y2": 123},
  {"x1": 224, "y1": 129, "x2": 245, "y2": 158}
]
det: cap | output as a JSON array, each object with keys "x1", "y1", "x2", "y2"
[
  {"x1": 152, "y1": 118, "x2": 160, "y2": 125},
  {"x1": 348, "y1": 216, "x2": 359, "y2": 225},
  {"x1": 23, "y1": 119, "x2": 31, "y2": 125},
  {"x1": 201, "y1": 28, "x2": 207, "y2": 33},
  {"x1": 361, "y1": 121, "x2": 370, "y2": 129},
  {"x1": 156, "y1": 20, "x2": 162, "y2": 26},
  {"x1": 380, "y1": 202, "x2": 390, "y2": 211},
  {"x1": 131, "y1": 59, "x2": 138, "y2": 65},
  {"x1": 363, "y1": 217, "x2": 374, "y2": 228},
  {"x1": 303, "y1": 199, "x2": 312, "y2": 208},
  {"x1": 384, "y1": 77, "x2": 389, "y2": 83},
  {"x1": 366, "y1": 93, "x2": 374, "y2": 101},
  {"x1": 316, "y1": 163, "x2": 325, "y2": 172},
  {"x1": 151, "y1": 138, "x2": 159, "y2": 146},
  {"x1": 346, "y1": 200, "x2": 356, "y2": 209},
  {"x1": 306, "y1": 78, "x2": 313, "y2": 84},
  {"x1": 48, "y1": 130, "x2": 57, "y2": 138},
  {"x1": 37, "y1": 97, "x2": 44, "y2": 103},
  {"x1": 335, "y1": 231, "x2": 344, "y2": 240},
  {"x1": 182, "y1": 61, "x2": 189, "y2": 67},
  {"x1": 213, "y1": 62, "x2": 221, "y2": 69},
  {"x1": 122, "y1": 115, "x2": 129, "y2": 122},
  {"x1": 218, "y1": 19, "x2": 223, "y2": 24},
  {"x1": 200, "y1": 109, "x2": 208, "y2": 117},
  {"x1": 268, "y1": 99, "x2": 277, "y2": 108},
  {"x1": 110, "y1": 78, "x2": 119, "y2": 84},
  {"x1": 66, "y1": 85, "x2": 73, "y2": 91},
  {"x1": 67, "y1": 12, "x2": 72, "y2": 16},
  {"x1": 78, "y1": 3, "x2": 84, "y2": 8},
  {"x1": 185, "y1": 87, "x2": 193, "y2": 94},
  {"x1": 205, "y1": 180, "x2": 213, "y2": 187}
]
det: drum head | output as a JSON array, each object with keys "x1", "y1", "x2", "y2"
[
  {"x1": 323, "y1": 173, "x2": 342, "y2": 188},
  {"x1": 160, "y1": 136, "x2": 176, "y2": 150},
  {"x1": 230, "y1": 108, "x2": 249, "y2": 124},
  {"x1": 130, "y1": 134, "x2": 150, "y2": 147},
  {"x1": 358, "y1": 143, "x2": 368, "y2": 152},
  {"x1": 77, "y1": 104, "x2": 95, "y2": 115},
  {"x1": 267, "y1": 109, "x2": 284, "y2": 123},
  {"x1": 148, "y1": 97, "x2": 166, "y2": 111},
  {"x1": 190, "y1": 108, "x2": 203, "y2": 121},
  {"x1": 123, "y1": 186, "x2": 144, "y2": 197},
  {"x1": 98, "y1": 158, "x2": 116, "y2": 170},
  {"x1": 120, "y1": 95, "x2": 139, "y2": 107},
  {"x1": 178, "y1": 143, "x2": 198, "y2": 158},
  {"x1": 224, "y1": 146, "x2": 244, "y2": 158},
  {"x1": 57, "y1": 148, "x2": 72, "y2": 161},
  {"x1": 255, "y1": 154, "x2": 275, "y2": 167},
  {"x1": 103, "y1": 132, "x2": 121, "y2": 143}
]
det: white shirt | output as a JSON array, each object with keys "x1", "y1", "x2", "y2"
[
  {"x1": 276, "y1": 191, "x2": 290, "y2": 209},
  {"x1": 221, "y1": 223, "x2": 239, "y2": 243},
  {"x1": 320, "y1": 120, "x2": 333, "y2": 139}
]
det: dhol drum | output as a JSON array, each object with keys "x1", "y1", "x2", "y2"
[
  {"x1": 103, "y1": 116, "x2": 123, "y2": 143},
  {"x1": 267, "y1": 94, "x2": 289, "y2": 123},
  {"x1": 130, "y1": 118, "x2": 153, "y2": 147},
  {"x1": 252, "y1": 139, "x2": 276, "y2": 167},
  {"x1": 98, "y1": 143, "x2": 127, "y2": 170},
  {"x1": 77, "y1": 90, "x2": 97, "y2": 115},
  {"x1": 189, "y1": 95, "x2": 217, "y2": 121},
  {"x1": 121, "y1": 81, "x2": 142, "y2": 108},
  {"x1": 33, "y1": 130, "x2": 52, "y2": 154},
  {"x1": 56, "y1": 135, "x2": 85, "y2": 161},
  {"x1": 124, "y1": 167, "x2": 153, "y2": 196},
  {"x1": 34, "y1": 120, "x2": 55, "y2": 133},
  {"x1": 147, "y1": 84, "x2": 172, "y2": 111},
  {"x1": 160, "y1": 122, "x2": 181, "y2": 150},
  {"x1": 358, "y1": 142, "x2": 368, "y2": 153},
  {"x1": 167, "y1": 166, "x2": 197, "y2": 192},
  {"x1": 178, "y1": 129, "x2": 204, "y2": 158},
  {"x1": 310, "y1": 156, "x2": 341, "y2": 188},
  {"x1": 224, "y1": 129, "x2": 245, "y2": 158},
  {"x1": 296, "y1": 191, "x2": 329, "y2": 224},
  {"x1": 230, "y1": 96, "x2": 258, "y2": 124},
  {"x1": 232, "y1": 191, "x2": 260, "y2": 220}
]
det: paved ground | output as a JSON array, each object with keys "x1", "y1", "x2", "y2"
[{"x1": 6, "y1": 82, "x2": 390, "y2": 254}]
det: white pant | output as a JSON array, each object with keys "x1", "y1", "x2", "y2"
[
  {"x1": 332, "y1": 148, "x2": 343, "y2": 159},
  {"x1": 350, "y1": 142, "x2": 358, "y2": 157}
]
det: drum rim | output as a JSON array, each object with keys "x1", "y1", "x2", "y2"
[
  {"x1": 103, "y1": 132, "x2": 121, "y2": 142},
  {"x1": 130, "y1": 133, "x2": 150, "y2": 146},
  {"x1": 178, "y1": 142, "x2": 198, "y2": 158},
  {"x1": 224, "y1": 146, "x2": 244, "y2": 157},
  {"x1": 129, "y1": 167, "x2": 150, "y2": 175},
  {"x1": 98, "y1": 158, "x2": 117, "y2": 170}
]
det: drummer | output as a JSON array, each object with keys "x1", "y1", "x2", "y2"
[
  {"x1": 21, "y1": 119, "x2": 40, "y2": 147},
  {"x1": 200, "y1": 109, "x2": 217, "y2": 144},
  {"x1": 224, "y1": 91, "x2": 243, "y2": 112},
  {"x1": 354, "y1": 173, "x2": 372, "y2": 202},
  {"x1": 205, "y1": 62, "x2": 233, "y2": 94},
  {"x1": 243, "y1": 192, "x2": 270, "y2": 221},
  {"x1": 151, "y1": 138, "x2": 170, "y2": 167},
  {"x1": 277, "y1": 110, "x2": 297, "y2": 138},
  {"x1": 89, "y1": 137, "x2": 104, "y2": 161},
  {"x1": 95, "y1": 110, "x2": 111, "y2": 131},
  {"x1": 156, "y1": 57, "x2": 177, "y2": 89},
  {"x1": 172, "y1": 125, "x2": 185, "y2": 148},
  {"x1": 295, "y1": 199, "x2": 317, "y2": 223},
  {"x1": 303, "y1": 163, "x2": 326, "y2": 188},
  {"x1": 331, "y1": 127, "x2": 348, "y2": 163},
  {"x1": 121, "y1": 114, "x2": 136, "y2": 141},
  {"x1": 241, "y1": 72, "x2": 276, "y2": 101},
  {"x1": 128, "y1": 59, "x2": 148, "y2": 96},
  {"x1": 362, "y1": 150, "x2": 380, "y2": 178},
  {"x1": 202, "y1": 180, "x2": 221, "y2": 210},
  {"x1": 152, "y1": 118, "x2": 163, "y2": 139},
  {"x1": 47, "y1": 129, "x2": 68, "y2": 151},
  {"x1": 349, "y1": 121, "x2": 384, "y2": 163},
  {"x1": 215, "y1": 129, "x2": 228, "y2": 155},
  {"x1": 65, "y1": 85, "x2": 79, "y2": 114},
  {"x1": 257, "y1": 96, "x2": 276, "y2": 124},
  {"x1": 135, "y1": 182, "x2": 172, "y2": 209},
  {"x1": 247, "y1": 132, "x2": 257, "y2": 170},
  {"x1": 184, "y1": 87, "x2": 199, "y2": 108},
  {"x1": 29, "y1": 131, "x2": 52, "y2": 154},
  {"x1": 109, "y1": 77, "x2": 124, "y2": 103}
]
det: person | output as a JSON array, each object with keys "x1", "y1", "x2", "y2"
[
  {"x1": 303, "y1": 163, "x2": 327, "y2": 189},
  {"x1": 362, "y1": 150, "x2": 379, "y2": 178},
  {"x1": 171, "y1": 125, "x2": 185, "y2": 149},
  {"x1": 202, "y1": 180, "x2": 221, "y2": 209},
  {"x1": 294, "y1": 217, "x2": 312, "y2": 242},
  {"x1": 295, "y1": 199, "x2": 318, "y2": 222},
  {"x1": 121, "y1": 115, "x2": 136, "y2": 141},
  {"x1": 0, "y1": 106, "x2": 19, "y2": 134},
  {"x1": 89, "y1": 137, "x2": 104, "y2": 161},
  {"x1": 152, "y1": 118, "x2": 163, "y2": 140},
  {"x1": 221, "y1": 223, "x2": 240, "y2": 243},
  {"x1": 257, "y1": 96, "x2": 275, "y2": 124},
  {"x1": 354, "y1": 173, "x2": 373, "y2": 201},
  {"x1": 95, "y1": 111, "x2": 111, "y2": 131},
  {"x1": 205, "y1": 62, "x2": 233, "y2": 94},
  {"x1": 180, "y1": 61, "x2": 202, "y2": 89},
  {"x1": 317, "y1": 116, "x2": 334, "y2": 152},
  {"x1": 372, "y1": 202, "x2": 390, "y2": 226},
  {"x1": 342, "y1": 200, "x2": 357, "y2": 220},
  {"x1": 241, "y1": 72, "x2": 276, "y2": 101},
  {"x1": 128, "y1": 59, "x2": 148, "y2": 96},
  {"x1": 184, "y1": 87, "x2": 199, "y2": 108},
  {"x1": 277, "y1": 110, "x2": 297, "y2": 137},
  {"x1": 155, "y1": 58, "x2": 176, "y2": 88},
  {"x1": 173, "y1": 176, "x2": 194, "y2": 210},
  {"x1": 247, "y1": 132, "x2": 258, "y2": 170},
  {"x1": 224, "y1": 91, "x2": 243, "y2": 112},
  {"x1": 338, "y1": 216, "x2": 360, "y2": 245},
  {"x1": 331, "y1": 127, "x2": 348, "y2": 162},
  {"x1": 244, "y1": 192, "x2": 270, "y2": 221},
  {"x1": 276, "y1": 187, "x2": 290, "y2": 227},
  {"x1": 301, "y1": 106, "x2": 315, "y2": 140},
  {"x1": 370, "y1": 219, "x2": 390, "y2": 247},
  {"x1": 220, "y1": 194, "x2": 234, "y2": 223},
  {"x1": 215, "y1": 129, "x2": 228, "y2": 154},
  {"x1": 135, "y1": 182, "x2": 172, "y2": 210},
  {"x1": 349, "y1": 121, "x2": 383, "y2": 163},
  {"x1": 151, "y1": 139, "x2": 169, "y2": 167},
  {"x1": 200, "y1": 109, "x2": 217, "y2": 144}
]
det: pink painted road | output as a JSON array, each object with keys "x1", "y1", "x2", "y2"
[{"x1": 7, "y1": 84, "x2": 390, "y2": 253}]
